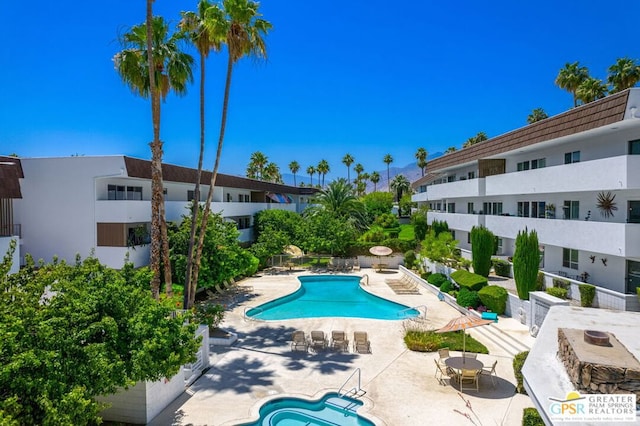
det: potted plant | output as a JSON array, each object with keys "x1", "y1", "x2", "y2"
[
  {"x1": 545, "y1": 204, "x2": 556, "y2": 219},
  {"x1": 193, "y1": 302, "x2": 225, "y2": 334}
]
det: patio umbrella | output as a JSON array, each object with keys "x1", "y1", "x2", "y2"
[
  {"x1": 284, "y1": 245, "x2": 303, "y2": 258},
  {"x1": 436, "y1": 315, "x2": 493, "y2": 364},
  {"x1": 369, "y1": 246, "x2": 393, "y2": 271}
]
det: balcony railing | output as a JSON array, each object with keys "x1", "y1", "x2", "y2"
[{"x1": 0, "y1": 224, "x2": 21, "y2": 238}]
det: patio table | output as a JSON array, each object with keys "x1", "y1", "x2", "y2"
[{"x1": 444, "y1": 356, "x2": 483, "y2": 372}]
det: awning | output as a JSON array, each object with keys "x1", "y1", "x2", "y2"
[{"x1": 267, "y1": 192, "x2": 293, "y2": 203}]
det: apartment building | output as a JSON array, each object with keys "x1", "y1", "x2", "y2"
[
  {"x1": 7, "y1": 155, "x2": 314, "y2": 268},
  {"x1": 0, "y1": 156, "x2": 22, "y2": 273},
  {"x1": 412, "y1": 88, "x2": 640, "y2": 298}
]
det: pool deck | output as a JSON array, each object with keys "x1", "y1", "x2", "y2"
[{"x1": 149, "y1": 269, "x2": 535, "y2": 426}]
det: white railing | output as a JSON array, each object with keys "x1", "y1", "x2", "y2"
[
  {"x1": 338, "y1": 368, "x2": 362, "y2": 398},
  {"x1": 360, "y1": 274, "x2": 369, "y2": 286},
  {"x1": 398, "y1": 304, "x2": 427, "y2": 319}
]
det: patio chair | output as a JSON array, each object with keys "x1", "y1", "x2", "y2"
[
  {"x1": 434, "y1": 359, "x2": 453, "y2": 385},
  {"x1": 331, "y1": 330, "x2": 349, "y2": 352},
  {"x1": 459, "y1": 369, "x2": 480, "y2": 391},
  {"x1": 438, "y1": 348, "x2": 450, "y2": 367},
  {"x1": 463, "y1": 352, "x2": 478, "y2": 360},
  {"x1": 353, "y1": 331, "x2": 371, "y2": 354},
  {"x1": 291, "y1": 330, "x2": 309, "y2": 352},
  {"x1": 481, "y1": 360, "x2": 498, "y2": 387},
  {"x1": 310, "y1": 330, "x2": 328, "y2": 351}
]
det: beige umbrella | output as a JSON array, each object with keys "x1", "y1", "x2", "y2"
[
  {"x1": 436, "y1": 315, "x2": 493, "y2": 363},
  {"x1": 369, "y1": 246, "x2": 393, "y2": 271},
  {"x1": 284, "y1": 245, "x2": 303, "y2": 258}
]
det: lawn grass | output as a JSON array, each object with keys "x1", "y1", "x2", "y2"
[
  {"x1": 398, "y1": 224, "x2": 415, "y2": 241},
  {"x1": 404, "y1": 329, "x2": 489, "y2": 354}
]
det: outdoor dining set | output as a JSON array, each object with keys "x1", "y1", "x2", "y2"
[{"x1": 434, "y1": 348, "x2": 498, "y2": 391}]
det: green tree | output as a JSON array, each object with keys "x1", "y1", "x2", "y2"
[
  {"x1": 420, "y1": 230, "x2": 459, "y2": 266},
  {"x1": 390, "y1": 174, "x2": 411, "y2": 203},
  {"x1": 246, "y1": 151, "x2": 268, "y2": 179},
  {"x1": 114, "y1": 16, "x2": 194, "y2": 299},
  {"x1": 189, "y1": 0, "x2": 272, "y2": 308},
  {"x1": 555, "y1": 61, "x2": 589, "y2": 107},
  {"x1": 607, "y1": 57, "x2": 640, "y2": 93},
  {"x1": 527, "y1": 108, "x2": 548, "y2": 124},
  {"x1": 307, "y1": 165, "x2": 316, "y2": 186},
  {"x1": 513, "y1": 228, "x2": 540, "y2": 300},
  {"x1": 0, "y1": 251, "x2": 199, "y2": 425},
  {"x1": 383, "y1": 154, "x2": 393, "y2": 189},
  {"x1": 251, "y1": 209, "x2": 303, "y2": 266},
  {"x1": 353, "y1": 163, "x2": 364, "y2": 184},
  {"x1": 301, "y1": 210, "x2": 357, "y2": 257},
  {"x1": 444, "y1": 146, "x2": 457, "y2": 154},
  {"x1": 288, "y1": 160, "x2": 300, "y2": 186},
  {"x1": 342, "y1": 153, "x2": 354, "y2": 182},
  {"x1": 370, "y1": 171, "x2": 380, "y2": 192},
  {"x1": 361, "y1": 191, "x2": 394, "y2": 222},
  {"x1": 463, "y1": 131, "x2": 488, "y2": 148},
  {"x1": 398, "y1": 193, "x2": 415, "y2": 218},
  {"x1": 264, "y1": 162, "x2": 282, "y2": 183},
  {"x1": 415, "y1": 147, "x2": 428, "y2": 176},
  {"x1": 470, "y1": 225, "x2": 495, "y2": 278},
  {"x1": 306, "y1": 178, "x2": 368, "y2": 231},
  {"x1": 576, "y1": 77, "x2": 608, "y2": 104},
  {"x1": 317, "y1": 159, "x2": 330, "y2": 187},
  {"x1": 411, "y1": 210, "x2": 428, "y2": 241}
]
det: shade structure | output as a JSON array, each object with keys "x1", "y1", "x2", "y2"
[
  {"x1": 369, "y1": 246, "x2": 393, "y2": 256},
  {"x1": 436, "y1": 315, "x2": 493, "y2": 364},
  {"x1": 284, "y1": 245, "x2": 303, "y2": 258}
]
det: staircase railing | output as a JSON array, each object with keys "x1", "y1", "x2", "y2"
[
  {"x1": 360, "y1": 274, "x2": 369, "y2": 286},
  {"x1": 338, "y1": 368, "x2": 362, "y2": 398},
  {"x1": 398, "y1": 304, "x2": 427, "y2": 319}
]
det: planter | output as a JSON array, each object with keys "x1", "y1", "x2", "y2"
[{"x1": 209, "y1": 328, "x2": 237, "y2": 346}]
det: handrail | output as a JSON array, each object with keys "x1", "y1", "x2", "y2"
[
  {"x1": 360, "y1": 274, "x2": 369, "y2": 286},
  {"x1": 338, "y1": 368, "x2": 361, "y2": 397},
  {"x1": 398, "y1": 304, "x2": 428, "y2": 319},
  {"x1": 243, "y1": 306, "x2": 265, "y2": 322}
]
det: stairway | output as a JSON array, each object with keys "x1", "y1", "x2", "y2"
[{"x1": 470, "y1": 321, "x2": 533, "y2": 357}]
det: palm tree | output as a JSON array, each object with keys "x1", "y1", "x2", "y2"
[
  {"x1": 576, "y1": 77, "x2": 608, "y2": 104},
  {"x1": 307, "y1": 165, "x2": 316, "y2": 186},
  {"x1": 264, "y1": 162, "x2": 282, "y2": 183},
  {"x1": 114, "y1": 15, "x2": 194, "y2": 299},
  {"x1": 342, "y1": 153, "x2": 354, "y2": 182},
  {"x1": 288, "y1": 160, "x2": 300, "y2": 186},
  {"x1": 307, "y1": 178, "x2": 368, "y2": 231},
  {"x1": 360, "y1": 172, "x2": 370, "y2": 196},
  {"x1": 390, "y1": 174, "x2": 411, "y2": 203},
  {"x1": 247, "y1": 151, "x2": 268, "y2": 179},
  {"x1": 415, "y1": 147, "x2": 427, "y2": 177},
  {"x1": 370, "y1": 171, "x2": 380, "y2": 192},
  {"x1": 444, "y1": 146, "x2": 457, "y2": 154},
  {"x1": 555, "y1": 61, "x2": 590, "y2": 107},
  {"x1": 607, "y1": 57, "x2": 640, "y2": 93},
  {"x1": 463, "y1": 131, "x2": 488, "y2": 148},
  {"x1": 527, "y1": 108, "x2": 548, "y2": 124},
  {"x1": 180, "y1": 0, "x2": 224, "y2": 303},
  {"x1": 383, "y1": 154, "x2": 393, "y2": 190},
  {"x1": 353, "y1": 163, "x2": 364, "y2": 184},
  {"x1": 190, "y1": 0, "x2": 272, "y2": 308},
  {"x1": 317, "y1": 159, "x2": 330, "y2": 187}
]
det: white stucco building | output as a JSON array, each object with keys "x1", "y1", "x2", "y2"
[
  {"x1": 4, "y1": 155, "x2": 314, "y2": 268},
  {"x1": 412, "y1": 88, "x2": 640, "y2": 310}
]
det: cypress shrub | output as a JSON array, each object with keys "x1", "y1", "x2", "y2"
[
  {"x1": 513, "y1": 351, "x2": 529, "y2": 394},
  {"x1": 546, "y1": 287, "x2": 567, "y2": 299},
  {"x1": 578, "y1": 284, "x2": 596, "y2": 307},
  {"x1": 513, "y1": 228, "x2": 539, "y2": 300},
  {"x1": 492, "y1": 258, "x2": 511, "y2": 277},
  {"x1": 440, "y1": 280, "x2": 454, "y2": 293},
  {"x1": 404, "y1": 250, "x2": 416, "y2": 269},
  {"x1": 536, "y1": 271, "x2": 545, "y2": 291},
  {"x1": 450, "y1": 269, "x2": 488, "y2": 291},
  {"x1": 478, "y1": 285, "x2": 508, "y2": 314},
  {"x1": 522, "y1": 408, "x2": 544, "y2": 426},
  {"x1": 431, "y1": 220, "x2": 449, "y2": 236},
  {"x1": 470, "y1": 226, "x2": 495, "y2": 277},
  {"x1": 456, "y1": 287, "x2": 481, "y2": 308},
  {"x1": 427, "y1": 273, "x2": 447, "y2": 287}
]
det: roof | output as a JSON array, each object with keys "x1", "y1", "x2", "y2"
[
  {"x1": 0, "y1": 156, "x2": 23, "y2": 199},
  {"x1": 412, "y1": 89, "x2": 631, "y2": 186},
  {"x1": 123, "y1": 156, "x2": 317, "y2": 195}
]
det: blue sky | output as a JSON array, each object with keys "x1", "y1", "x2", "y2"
[{"x1": 2, "y1": 1, "x2": 639, "y2": 182}]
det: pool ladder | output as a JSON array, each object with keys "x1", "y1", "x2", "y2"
[
  {"x1": 360, "y1": 274, "x2": 369, "y2": 285},
  {"x1": 398, "y1": 304, "x2": 428, "y2": 319},
  {"x1": 338, "y1": 368, "x2": 366, "y2": 400}
]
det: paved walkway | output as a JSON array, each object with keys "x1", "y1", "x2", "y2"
[{"x1": 150, "y1": 269, "x2": 535, "y2": 426}]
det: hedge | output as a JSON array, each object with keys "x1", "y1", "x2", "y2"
[
  {"x1": 513, "y1": 351, "x2": 529, "y2": 394},
  {"x1": 450, "y1": 269, "x2": 488, "y2": 291},
  {"x1": 456, "y1": 287, "x2": 481, "y2": 309},
  {"x1": 478, "y1": 285, "x2": 508, "y2": 315},
  {"x1": 578, "y1": 284, "x2": 596, "y2": 307},
  {"x1": 404, "y1": 250, "x2": 416, "y2": 269},
  {"x1": 440, "y1": 280, "x2": 454, "y2": 293},
  {"x1": 427, "y1": 273, "x2": 447, "y2": 287},
  {"x1": 522, "y1": 408, "x2": 544, "y2": 426},
  {"x1": 552, "y1": 278, "x2": 570, "y2": 290},
  {"x1": 546, "y1": 287, "x2": 567, "y2": 299},
  {"x1": 491, "y1": 258, "x2": 511, "y2": 277}
]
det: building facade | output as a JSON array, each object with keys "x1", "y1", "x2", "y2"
[
  {"x1": 412, "y1": 89, "x2": 640, "y2": 298},
  {"x1": 8, "y1": 155, "x2": 314, "y2": 268}
]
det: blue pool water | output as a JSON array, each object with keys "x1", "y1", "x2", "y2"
[
  {"x1": 246, "y1": 275, "x2": 419, "y2": 320},
  {"x1": 237, "y1": 392, "x2": 375, "y2": 426}
]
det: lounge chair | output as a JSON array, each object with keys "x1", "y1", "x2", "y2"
[
  {"x1": 353, "y1": 331, "x2": 371, "y2": 354},
  {"x1": 434, "y1": 359, "x2": 453, "y2": 385},
  {"x1": 331, "y1": 330, "x2": 349, "y2": 352},
  {"x1": 480, "y1": 360, "x2": 498, "y2": 387},
  {"x1": 291, "y1": 331, "x2": 309, "y2": 352},
  {"x1": 459, "y1": 369, "x2": 480, "y2": 391},
  {"x1": 310, "y1": 330, "x2": 328, "y2": 351}
]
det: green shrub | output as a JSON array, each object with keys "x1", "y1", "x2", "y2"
[
  {"x1": 456, "y1": 287, "x2": 481, "y2": 308},
  {"x1": 450, "y1": 269, "x2": 488, "y2": 291},
  {"x1": 536, "y1": 271, "x2": 545, "y2": 291},
  {"x1": 471, "y1": 226, "x2": 495, "y2": 277},
  {"x1": 552, "y1": 278, "x2": 570, "y2": 290},
  {"x1": 440, "y1": 280, "x2": 454, "y2": 293},
  {"x1": 427, "y1": 273, "x2": 447, "y2": 287},
  {"x1": 546, "y1": 287, "x2": 567, "y2": 299},
  {"x1": 513, "y1": 228, "x2": 539, "y2": 300},
  {"x1": 522, "y1": 408, "x2": 544, "y2": 426},
  {"x1": 637, "y1": 287, "x2": 640, "y2": 302},
  {"x1": 403, "y1": 250, "x2": 416, "y2": 269},
  {"x1": 403, "y1": 328, "x2": 488, "y2": 353},
  {"x1": 578, "y1": 284, "x2": 596, "y2": 307},
  {"x1": 513, "y1": 351, "x2": 529, "y2": 394},
  {"x1": 491, "y1": 258, "x2": 511, "y2": 277},
  {"x1": 478, "y1": 285, "x2": 508, "y2": 315},
  {"x1": 449, "y1": 290, "x2": 458, "y2": 298},
  {"x1": 375, "y1": 213, "x2": 399, "y2": 229},
  {"x1": 431, "y1": 220, "x2": 449, "y2": 236},
  {"x1": 359, "y1": 226, "x2": 386, "y2": 242},
  {"x1": 388, "y1": 230, "x2": 399, "y2": 239},
  {"x1": 420, "y1": 271, "x2": 431, "y2": 280}
]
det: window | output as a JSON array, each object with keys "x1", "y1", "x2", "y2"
[
  {"x1": 627, "y1": 260, "x2": 640, "y2": 294},
  {"x1": 517, "y1": 202, "x2": 529, "y2": 218},
  {"x1": 629, "y1": 140, "x2": 640, "y2": 155},
  {"x1": 483, "y1": 202, "x2": 503, "y2": 216},
  {"x1": 468, "y1": 171, "x2": 476, "y2": 179},
  {"x1": 163, "y1": 188, "x2": 167, "y2": 196},
  {"x1": 531, "y1": 158, "x2": 546, "y2": 169},
  {"x1": 563, "y1": 200, "x2": 579, "y2": 220},
  {"x1": 564, "y1": 151, "x2": 580, "y2": 164},
  {"x1": 628, "y1": 201, "x2": 640, "y2": 224},
  {"x1": 467, "y1": 202, "x2": 474, "y2": 214},
  {"x1": 531, "y1": 201, "x2": 546, "y2": 219},
  {"x1": 187, "y1": 190, "x2": 195, "y2": 201},
  {"x1": 233, "y1": 216, "x2": 251, "y2": 229},
  {"x1": 517, "y1": 161, "x2": 530, "y2": 171},
  {"x1": 495, "y1": 238, "x2": 503, "y2": 254},
  {"x1": 419, "y1": 185, "x2": 427, "y2": 193},
  {"x1": 450, "y1": 230, "x2": 456, "y2": 240},
  {"x1": 127, "y1": 224, "x2": 150, "y2": 246},
  {"x1": 562, "y1": 248, "x2": 579, "y2": 270},
  {"x1": 447, "y1": 175, "x2": 456, "y2": 182},
  {"x1": 108, "y1": 185, "x2": 142, "y2": 200},
  {"x1": 447, "y1": 203, "x2": 455, "y2": 213},
  {"x1": 436, "y1": 202, "x2": 442, "y2": 211},
  {"x1": 245, "y1": 194, "x2": 251, "y2": 202},
  {"x1": 467, "y1": 233, "x2": 471, "y2": 244},
  {"x1": 226, "y1": 193, "x2": 232, "y2": 202}
]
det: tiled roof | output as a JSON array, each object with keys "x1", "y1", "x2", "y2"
[
  {"x1": 123, "y1": 156, "x2": 317, "y2": 195},
  {"x1": 0, "y1": 156, "x2": 23, "y2": 199},
  {"x1": 412, "y1": 89, "x2": 630, "y2": 186}
]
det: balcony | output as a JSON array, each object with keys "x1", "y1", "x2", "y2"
[
  {"x1": 95, "y1": 200, "x2": 151, "y2": 223},
  {"x1": 0, "y1": 223, "x2": 21, "y2": 238},
  {"x1": 421, "y1": 178, "x2": 485, "y2": 201},
  {"x1": 485, "y1": 155, "x2": 640, "y2": 196},
  {"x1": 428, "y1": 212, "x2": 485, "y2": 230}
]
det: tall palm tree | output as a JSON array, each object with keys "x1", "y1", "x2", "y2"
[
  {"x1": 114, "y1": 15, "x2": 194, "y2": 299},
  {"x1": 383, "y1": 154, "x2": 393, "y2": 191},
  {"x1": 390, "y1": 174, "x2": 411, "y2": 203},
  {"x1": 288, "y1": 160, "x2": 300, "y2": 186},
  {"x1": 307, "y1": 165, "x2": 316, "y2": 186},
  {"x1": 607, "y1": 57, "x2": 640, "y2": 93},
  {"x1": 180, "y1": 0, "x2": 223, "y2": 304},
  {"x1": 317, "y1": 159, "x2": 330, "y2": 187},
  {"x1": 360, "y1": 172, "x2": 370, "y2": 196},
  {"x1": 353, "y1": 163, "x2": 364, "y2": 184},
  {"x1": 463, "y1": 131, "x2": 488, "y2": 148},
  {"x1": 264, "y1": 162, "x2": 282, "y2": 183},
  {"x1": 342, "y1": 153, "x2": 354, "y2": 182},
  {"x1": 415, "y1": 147, "x2": 427, "y2": 177},
  {"x1": 527, "y1": 108, "x2": 548, "y2": 124},
  {"x1": 576, "y1": 77, "x2": 608, "y2": 104},
  {"x1": 247, "y1": 151, "x2": 268, "y2": 179},
  {"x1": 190, "y1": 0, "x2": 272, "y2": 308},
  {"x1": 370, "y1": 171, "x2": 380, "y2": 192},
  {"x1": 444, "y1": 146, "x2": 457, "y2": 154},
  {"x1": 307, "y1": 178, "x2": 368, "y2": 231},
  {"x1": 555, "y1": 61, "x2": 590, "y2": 107}
]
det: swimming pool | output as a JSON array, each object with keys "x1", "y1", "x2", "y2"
[
  {"x1": 237, "y1": 392, "x2": 375, "y2": 426},
  {"x1": 245, "y1": 275, "x2": 419, "y2": 320}
]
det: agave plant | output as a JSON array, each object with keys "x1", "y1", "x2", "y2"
[{"x1": 596, "y1": 191, "x2": 618, "y2": 218}]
